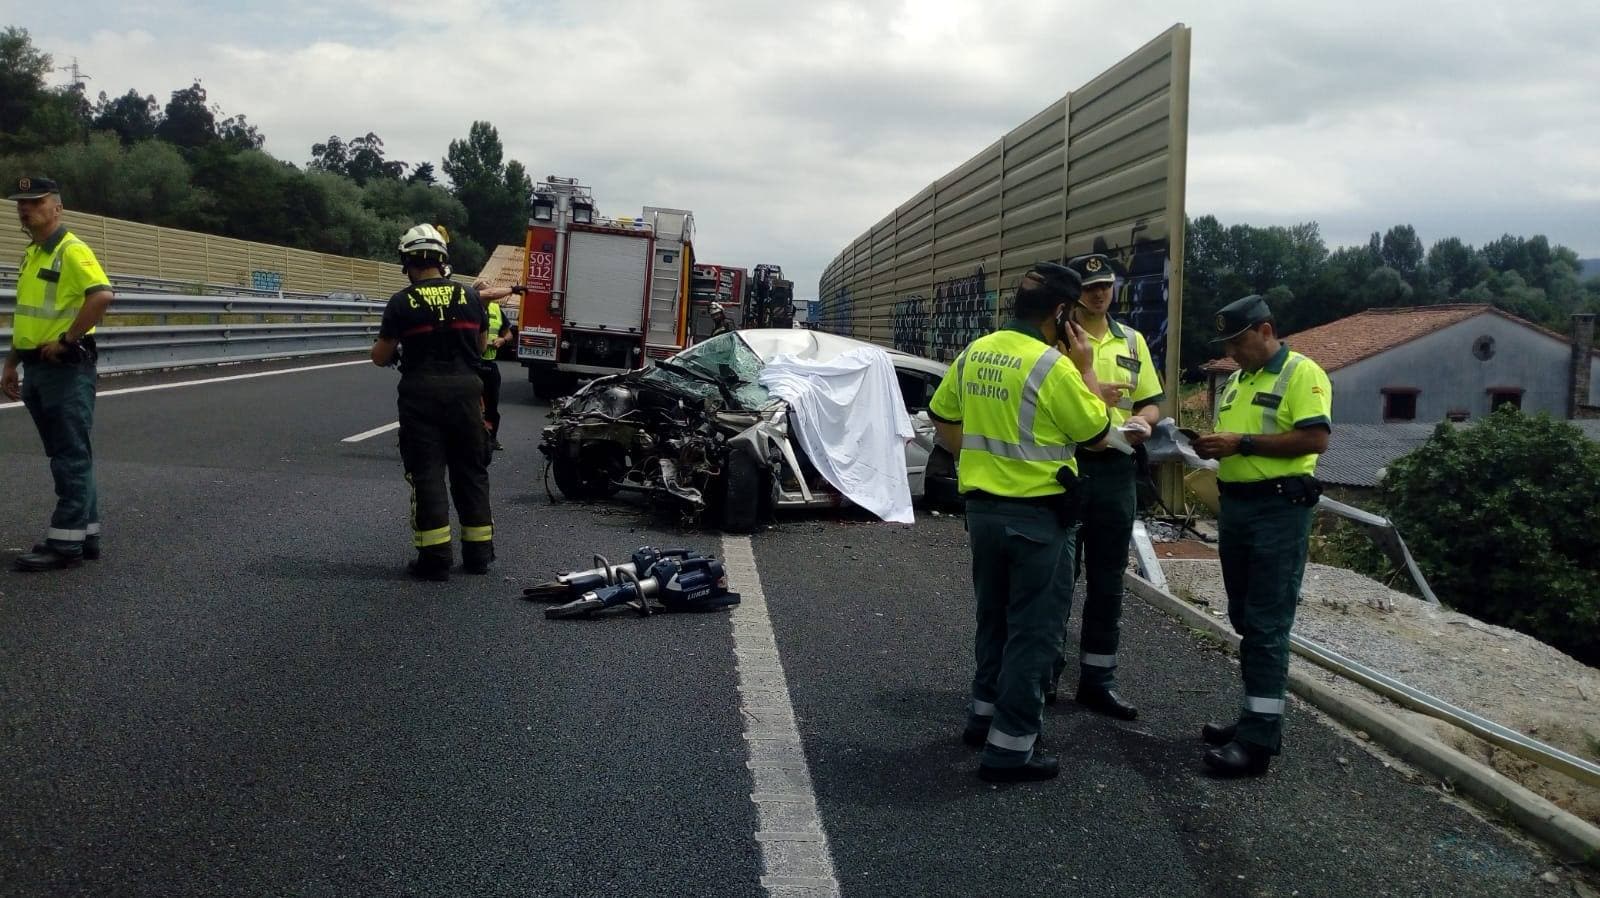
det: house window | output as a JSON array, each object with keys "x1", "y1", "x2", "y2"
[
  {"x1": 1488, "y1": 387, "x2": 1524, "y2": 411},
  {"x1": 1382, "y1": 387, "x2": 1419, "y2": 422}
]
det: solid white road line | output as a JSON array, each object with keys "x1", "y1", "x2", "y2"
[
  {"x1": 720, "y1": 535, "x2": 843, "y2": 897},
  {"x1": 0, "y1": 359, "x2": 371, "y2": 411},
  {"x1": 341, "y1": 422, "x2": 400, "y2": 443}
]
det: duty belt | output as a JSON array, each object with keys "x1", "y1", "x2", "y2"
[
  {"x1": 1217, "y1": 476, "x2": 1317, "y2": 499},
  {"x1": 961, "y1": 489, "x2": 1062, "y2": 508}
]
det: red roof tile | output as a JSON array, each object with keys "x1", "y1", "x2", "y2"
[
  {"x1": 471, "y1": 244, "x2": 525, "y2": 289},
  {"x1": 1202, "y1": 304, "x2": 1501, "y2": 374}
]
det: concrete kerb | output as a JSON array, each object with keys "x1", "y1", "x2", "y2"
[{"x1": 1123, "y1": 572, "x2": 1600, "y2": 869}]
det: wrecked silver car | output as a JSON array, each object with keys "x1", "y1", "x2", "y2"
[{"x1": 537, "y1": 329, "x2": 958, "y2": 532}]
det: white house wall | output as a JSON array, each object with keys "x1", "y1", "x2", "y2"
[{"x1": 1323, "y1": 315, "x2": 1596, "y2": 425}]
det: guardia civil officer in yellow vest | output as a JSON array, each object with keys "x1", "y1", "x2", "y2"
[
  {"x1": 1193, "y1": 295, "x2": 1332, "y2": 776},
  {"x1": 371, "y1": 225, "x2": 494, "y2": 581},
  {"x1": 1044, "y1": 253, "x2": 1163, "y2": 719},
  {"x1": 2, "y1": 177, "x2": 113, "y2": 571},
  {"x1": 471, "y1": 279, "x2": 521, "y2": 451},
  {"x1": 928, "y1": 261, "x2": 1112, "y2": 783}
]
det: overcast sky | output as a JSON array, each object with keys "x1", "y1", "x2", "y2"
[{"x1": 10, "y1": 1, "x2": 1599, "y2": 301}]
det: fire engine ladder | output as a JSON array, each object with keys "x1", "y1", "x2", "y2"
[{"x1": 645, "y1": 211, "x2": 685, "y2": 354}]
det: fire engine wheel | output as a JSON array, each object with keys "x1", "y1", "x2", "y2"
[
  {"x1": 551, "y1": 446, "x2": 622, "y2": 500},
  {"x1": 718, "y1": 449, "x2": 765, "y2": 534}
]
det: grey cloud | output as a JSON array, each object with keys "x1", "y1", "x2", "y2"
[{"x1": 32, "y1": 0, "x2": 1600, "y2": 302}]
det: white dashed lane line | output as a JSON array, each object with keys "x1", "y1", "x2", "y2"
[
  {"x1": 720, "y1": 535, "x2": 843, "y2": 897},
  {"x1": 340, "y1": 422, "x2": 400, "y2": 443}
]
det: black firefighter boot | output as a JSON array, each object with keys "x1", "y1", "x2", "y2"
[
  {"x1": 462, "y1": 541, "x2": 495, "y2": 575},
  {"x1": 408, "y1": 546, "x2": 453, "y2": 582}
]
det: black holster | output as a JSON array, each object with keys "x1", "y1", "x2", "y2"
[
  {"x1": 1054, "y1": 465, "x2": 1086, "y2": 527},
  {"x1": 1283, "y1": 474, "x2": 1324, "y2": 507}
]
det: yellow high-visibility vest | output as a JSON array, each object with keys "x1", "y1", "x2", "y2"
[{"x1": 929, "y1": 324, "x2": 1110, "y2": 498}]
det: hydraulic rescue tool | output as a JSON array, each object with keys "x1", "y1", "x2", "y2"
[{"x1": 524, "y1": 546, "x2": 741, "y2": 620}]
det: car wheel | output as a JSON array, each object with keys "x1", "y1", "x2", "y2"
[
  {"x1": 719, "y1": 448, "x2": 764, "y2": 534},
  {"x1": 922, "y1": 446, "x2": 962, "y2": 512},
  {"x1": 551, "y1": 446, "x2": 622, "y2": 500},
  {"x1": 530, "y1": 371, "x2": 572, "y2": 402}
]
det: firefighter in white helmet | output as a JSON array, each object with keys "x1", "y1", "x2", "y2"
[
  {"x1": 708, "y1": 302, "x2": 733, "y2": 337},
  {"x1": 370, "y1": 224, "x2": 495, "y2": 580}
]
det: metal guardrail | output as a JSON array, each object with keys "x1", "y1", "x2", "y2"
[
  {"x1": 0, "y1": 264, "x2": 376, "y2": 303},
  {"x1": 0, "y1": 291, "x2": 382, "y2": 374}
]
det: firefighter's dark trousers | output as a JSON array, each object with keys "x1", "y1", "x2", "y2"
[
  {"x1": 1052, "y1": 449, "x2": 1136, "y2": 691},
  {"x1": 1218, "y1": 493, "x2": 1314, "y2": 755},
  {"x1": 476, "y1": 359, "x2": 502, "y2": 441},
  {"x1": 22, "y1": 358, "x2": 100, "y2": 554},
  {"x1": 963, "y1": 497, "x2": 1077, "y2": 769},
  {"x1": 397, "y1": 373, "x2": 493, "y2": 568}
]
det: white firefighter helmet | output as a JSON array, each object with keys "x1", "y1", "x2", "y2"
[
  {"x1": 398, "y1": 223, "x2": 450, "y2": 262},
  {"x1": 710, "y1": 302, "x2": 725, "y2": 316}
]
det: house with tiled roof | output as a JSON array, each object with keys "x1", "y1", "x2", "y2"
[
  {"x1": 1201, "y1": 305, "x2": 1600, "y2": 487},
  {"x1": 1203, "y1": 304, "x2": 1600, "y2": 425},
  {"x1": 471, "y1": 244, "x2": 526, "y2": 327}
]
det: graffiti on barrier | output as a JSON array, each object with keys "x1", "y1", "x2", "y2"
[
  {"x1": 1089, "y1": 220, "x2": 1172, "y2": 375},
  {"x1": 890, "y1": 267, "x2": 998, "y2": 362}
]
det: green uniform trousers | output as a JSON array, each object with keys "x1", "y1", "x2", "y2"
[
  {"x1": 963, "y1": 497, "x2": 1078, "y2": 768},
  {"x1": 1051, "y1": 450, "x2": 1136, "y2": 690},
  {"x1": 21, "y1": 358, "x2": 100, "y2": 554},
  {"x1": 1218, "y1": 492, "x2": 1314, "y2": 754}
]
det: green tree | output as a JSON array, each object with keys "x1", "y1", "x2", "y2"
[
  {"x1": 406, "y1": 161, "x2": 437, "y2": 185},
  {"x1": 443, "y1": 120, "x2": 532, "y2": 249},
  {"x1": 92, "y1": 89, "x2": 162, "y2": 144},
  {"x1": 216, "y1": 114, "x2": 265, "y2": 152},
  {"x1": 1424, "y1": 236, "x2": 1488, "y2": 298},
  {"x1": 1379, "y1": 224, "x2": 1424, "y2": 285},
  {"x1": 157, "y1": 82, "x2": 216, "y2": 151},
  {"x1": 1379, "y1": 408, "x2": 1600, "y2": 665}
]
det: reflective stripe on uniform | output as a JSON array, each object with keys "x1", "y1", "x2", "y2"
[
  {"x1": 1258, "y1": 356, "x2": 1304, "y2": 435},
  {"x1": 1016, "y1": 347, "x2": 1062, "y2": 445},
  {"x1": 986, "y1": 728, "x2": 1037, "y2": 752},
  {"x1": 413, "y1": 525, "x2": 452, "y2": 548},
  {"x1": 970, "y1": 699, "x2": 996, "y2": 718},
  {"x1": 961, "y1": 433, "x2": 1073, "y2": 462},
  {"x1": 1245, "y1": 696, "x2": 1285, "y2": 715},
  {"x1": 86, "y1": 523, "x2": 102, "y2": 536},
  {"x1": 461, "y1": 524, "x2": 493, "y2": 543},
  {"x1": 1081, "y1": 652, "x2": 1117, "y2": 668},
  {"x1": 46, "y1": 527, "x2": 87, "y2": 541}
]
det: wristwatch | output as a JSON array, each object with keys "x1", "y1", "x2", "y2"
[{"x1": 1239, "y1": 434, "x2": 1256, "y2": 455}]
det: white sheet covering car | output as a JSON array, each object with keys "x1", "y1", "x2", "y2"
[{"x1": 758, "y1": 346, "x2": 916, "y2": 524}]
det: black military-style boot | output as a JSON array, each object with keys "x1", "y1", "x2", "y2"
[
  {"x1": 1201, "y1": 722, "x2": 1237, "y2": 746},
  {"x1": 15, "y1": 544, "x2": 83, "y2": 572},
  {"x1": 32, "y1": 535, "x2": 99, "y2": 561},
  {"x1": 1075, "y1": 684, "x2": 1139, "y2": 720},
  {"x1": 1203, "y1": 740, "x2": 1272, "y2": 777},
  {"x1": 961, "y1": 718, "x2": 992, "y2": 749},
  {"x1": 978, "y1": 753, "x2": 1061, "y2": 783}
]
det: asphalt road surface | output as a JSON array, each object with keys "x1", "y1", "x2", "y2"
[{"x1": 0, "y1": 356, "x2": 1588, "y2": 897}]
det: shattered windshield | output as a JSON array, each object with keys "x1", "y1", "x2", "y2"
[{"x1": 646, "y1": 332, "x2": 771, "y2": 409}]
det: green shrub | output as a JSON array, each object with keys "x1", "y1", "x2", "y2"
[{"x1": 1379, "y1": 406, "x2": 1600, "y2": 665}]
